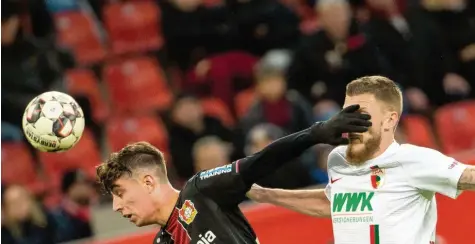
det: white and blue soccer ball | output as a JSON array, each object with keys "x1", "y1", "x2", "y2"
[{"x1": 22, "y1": 91, "x2": 85, "y2": 152}]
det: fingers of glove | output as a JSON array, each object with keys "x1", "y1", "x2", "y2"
[
  {"x1": 339, "y1": 125, "x2": 370, "y2": 133},
  {"x1": 341, "y1": 104, "x2": 361, "y2": 113},
  {"x1": 343, "y1": 113, "x2": 371, "y2": 121},
  {"x1": 348, "y1": 118, "x2": 372, "y2": 127}
]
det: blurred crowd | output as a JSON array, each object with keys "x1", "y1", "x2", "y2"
[{"x1": 2, "y1": 0, "x2": 475, "y2": 243}]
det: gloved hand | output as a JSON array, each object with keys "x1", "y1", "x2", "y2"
[{"x1": 312, "y1": 104, "x2": 371, "y2": 145}]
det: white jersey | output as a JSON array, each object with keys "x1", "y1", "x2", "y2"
[{"x1": 325, "y1": 142, "x2": 467, "y2": 244}]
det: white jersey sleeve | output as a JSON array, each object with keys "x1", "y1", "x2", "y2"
[
  {"x1": 325, "y1": 147, "x2": 346, "y2": 200},
  {"x1": 400, "y1": 145, "x2": 467, "y2": 199}
]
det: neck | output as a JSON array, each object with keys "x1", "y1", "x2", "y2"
[
  {"x1": 371, "y1": 135, "x2": 395, "y2": 160},
  {"x1": 154, "y1": 185, "x2": 180, "y2": 226}
]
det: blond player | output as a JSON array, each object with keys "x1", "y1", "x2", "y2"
[{"x1": 247, "y1": 76, "x2": 475, "y2": 244}]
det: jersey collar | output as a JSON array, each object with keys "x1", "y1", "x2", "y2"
[{"x1": 364, "y1": 140, "x2": 400, "y2": 165}]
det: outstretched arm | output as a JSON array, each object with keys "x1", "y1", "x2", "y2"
[
  {"x1": 194, "y1": 105, "x2": 371, "y2": 205},
  {"x1": 237, "y1": 105, "x2": 370, "y2": 187},
  {"x1": 457, "y1": 166, "x2": 475, "y2": 191},
  {"x1": 247, "y1": 185, "x2": 331, "y2": 218}
]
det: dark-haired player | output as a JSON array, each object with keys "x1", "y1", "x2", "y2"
[{"x1": 96, "y1": 105, "x2": 371, "y2": 244}]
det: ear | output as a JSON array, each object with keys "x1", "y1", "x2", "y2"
[
  {"x1": 384, "y1": 111, "x2": 399, "y2": 132},
  {"x1": 142, "y1": 175, "x2": 156, "y2": 194}
]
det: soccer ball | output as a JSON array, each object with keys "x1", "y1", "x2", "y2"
[{"x1": 22, "y1": 91, "x2": 85, "y2": 152}]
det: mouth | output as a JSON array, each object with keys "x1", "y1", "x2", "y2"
[{"x1": 123, "y1": 214, "x2": 132, "y2": 219}]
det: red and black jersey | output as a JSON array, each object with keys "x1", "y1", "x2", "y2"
[
  {"x1": 154, "y1": 160, "x2": 258, "y2": 244},
  {"x1": 154, "y1": 126, "x2": 321, "y2": 244}
]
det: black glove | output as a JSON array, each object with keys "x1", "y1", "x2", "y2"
[{"x1": 312, "y1": 104, "x2": 371, "y2": 145}]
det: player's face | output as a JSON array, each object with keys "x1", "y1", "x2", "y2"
[
  {"x1": 343, "y1": 94, "x2": 384, "y2": 164},
  {"x1": 111, "y1": 176, "x2": 157, "y2": 227}
]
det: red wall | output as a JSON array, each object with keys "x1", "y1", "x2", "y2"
[{"x1": 101, "y1": 192, "x2": 475, "y2": 244}]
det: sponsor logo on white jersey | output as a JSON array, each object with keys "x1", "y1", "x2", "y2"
[
  {"x1": 199, "y1": 165, "x2": 232, "y2": 180},
  {"x1": 196, "y1": 230, "x2": 216, "y2": 244}
]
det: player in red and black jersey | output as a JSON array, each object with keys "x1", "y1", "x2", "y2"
[{"x1": 96, "y1": 105, "x2": 371, "y2": 244}]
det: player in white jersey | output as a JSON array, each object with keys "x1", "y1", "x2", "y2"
[{"x1": 246, "y1": 76, "x2": 475, "y2": 244}]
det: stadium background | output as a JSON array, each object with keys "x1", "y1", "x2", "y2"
[{"x1": 1, "y1": 0, "x2": 475, "y2": 243}]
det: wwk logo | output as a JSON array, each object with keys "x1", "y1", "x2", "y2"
[{"x1": 332, "y1": 192, "x2": 374, "y2": 213}]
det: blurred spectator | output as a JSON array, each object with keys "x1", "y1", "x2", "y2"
[
  {"x1": 313, "y1": 99, "x2": 340, "y2": 122},
  {"x1": 245, "y1": 124, "x2": 315, "y2": 189},
  {"x1": 1, "y1": 185, "x2": 56, "y2": 244},
  {"x1": 421, "y1": 0, "x2": 475, "y2": 98},
  {"x1": 313, "y1": 144, "x2": 332, "y2": 183},
  {"x1": 158, "y1": 0, "x2": 240, "y2": 70},
  {"x1": 240, "y1": 50, "x2": 314, "y2": 134},
  {"x1": 2, "y1": 0, "x2": 60, "y2": 127},
  {"x1": 167, "y1": 94, "x2": 235, "y2": 179},
  {"x1": 26, "y1": 0, "x2": 55, "y2": 39},
  {"x1": 231, "y1": 0, "x2": 301, "y2": 55},
  {"x1": 287, "y1": 0, "x2": 393, "y2": 105},
  {"x1": 51, "y1": 169, "x2": 94, "y2": 243},
  {"x1": 192, "y1": 136, "x2": 231, "y2": 172},
  {"x1": 363, "y1": 0, "x2": 471, "y2": 109},
  {"x1": 1, "y1": 121, "x2": 24, "y2": 142}
]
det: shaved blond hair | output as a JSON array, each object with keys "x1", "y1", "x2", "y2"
[{"x1": 346, "y1": 76, "x2": 403, "y2": 115}]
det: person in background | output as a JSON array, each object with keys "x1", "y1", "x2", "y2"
[
  {"x1": 231, "y1": 0, "x2": 301, "y2": 55},
  {"x1": 1, "y1": 185, "x2": 56, "y2": 244},
  {"x1": 287, "y1": 0, "x2": 394, "y2": 105},
  {"x1": 158, "y1": 0, "x2": 240, "y2": 70},
  {"x1": 245, "y1": 124, "x2": 316, "y2": 189},
  {"x1": 313, "y1": 99, "x2": 341, "y2": 122},
  {"x1": 421, "y1": 0, "x2": 475, "y2": 100},
  {"x1": 1, "y1": 0, "x2": 61, "y2": 131},
  {"x1": 51, "y1": 169, "x2": 94, "y2": 243},
  {"x1": 192, "y1": 136, "x2": 231, "y2": 173},
  {"x1": 240, "y1": 49, "x2": 314, "y2": 134},
  {"x1": 363, "y1": 0, "x2": 471, "y2": 108},
  {"x1": 167, "y1": 94, "x2": 234, "y2": 180}
]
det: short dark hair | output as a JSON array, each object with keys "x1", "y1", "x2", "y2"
[{"x1": 96, "y1": 142, "x2": 167, "y2": 193}]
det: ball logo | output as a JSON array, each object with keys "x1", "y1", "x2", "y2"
[
  {"x1": 197, "y1": 230, "x2": 216, "y2": 244},
  {"x1": 178, "y1": 200, "x2": 198, "y2": 225},
  {"x1": 25, "y1": 128, "x2": 57, "y2": 149}
]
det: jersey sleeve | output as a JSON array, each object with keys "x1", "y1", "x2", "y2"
[
  {"x1": 324, "y1": 147, "x2": 344, "y2": 201},
  {"x1": 400, "y1": 146, "x2": 468, "y2": 199},
  {"x1": 193, "y1": 160, "x2": 249, "y2": 206}
]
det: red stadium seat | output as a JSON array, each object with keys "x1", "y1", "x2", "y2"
[
  {"x1": 106, "y1": 115, "x2": 169, "y2": 156},
  {"x1": 54, "y1": 11, "x2": 107, "y2": 65},
  {"x1": 234, "y1": 88, "x2": 256, "y2": 119},
  {"x1": 39, "y1": 129, "x2": 101, "y2": 184},
  {"x1": 434, "y1": 101, "x2": 475, "y2": 154},
  {"x1": 65, "y1": 69, "x2": 109, "y2": 123},
  {"x1": 103, "y1": 56, "x2": 173, "y2": 114},
  {"x1": 401, "y1": 115, "x2": 438, "y2": 149},
  {"x1": 200, "y1": 98, "x2": 235, "y2": 128},
  {"x1": 103, "y1": 1, "x2": 164, "y2": 55},
  {"x1": 185, "y1": 52, "x2": 258, "y2": 109},
  {"x1": 1, "y1": 142, "x2": 46, "y2": 193},
  {"x1": 450, "y1": 149, "x2": 475, "y2": 166}
]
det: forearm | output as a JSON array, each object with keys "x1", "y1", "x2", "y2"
[
  {"x1": 248, "y1": 187, "x2": 331, "y2": 218},
  {"x1": 238, "y1": 125, "x2": 321, "y2": 186},
  {"x1": 457, "y1": 166, "x2": 475, "y2": 191}
]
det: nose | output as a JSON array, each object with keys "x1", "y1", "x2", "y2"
[{"x1": 112, "y1": 195, "x2": 122, "y2": 213}]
